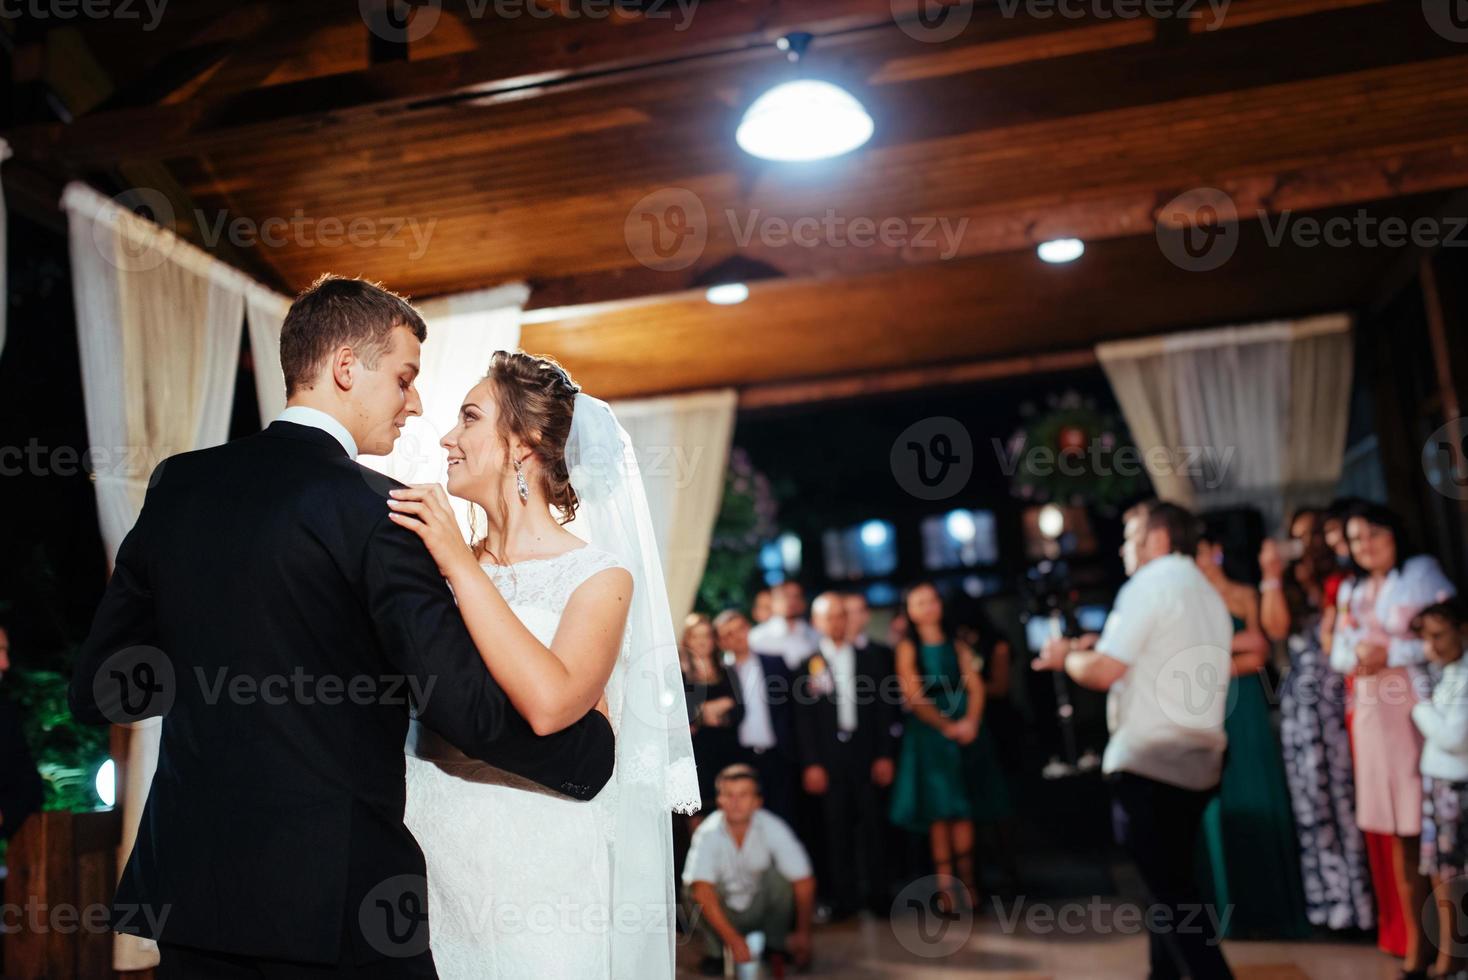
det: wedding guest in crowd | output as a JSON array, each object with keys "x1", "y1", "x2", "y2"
[
  {"x1": 1325, "y1": 496, "x2": 1406, "y2": 956},
  {"x1": 1033, "y1": 500, "x2": 1234, "y2": 980},
  {"x1": 683, "y1": 613, "x2": 744, "y2": 823},
  {"x1": 750, "y1": 581, "x2": 822, "y2": 671},
  {"x1": 1195, "y1": 532, "x2": 1310, "y2": 938},
  {"x1": 1411, "y1": 600, "x2": 1468, "y2": 980},
  {"x1": 843, "y1": 591, "x2": 912, "y2": 898},
  {"x1": 841, "y1": 592, "x2": 889, "y2": 661},
  {"x1": 684, "y1": 764, "x2": 816, "y2": 977},
  {"x1": 752, "y1": 588, "x2": 774, "y2": 625},
  {"x1": 794, "y1": 592, "x2": 897, "y2": 918},
  {"x1": 1261, "y1": 514, "x2": 1375, "y2": 933},
  {"x1": 960, "y1": 608, "x2": 1024, "y2": 895},
  {"x1": 0, "y1": 625, "x2": 44, "y2": 843},
  {"x1": 1332, "y1": 502, "x2": 1456, "y2": 979},
  {"x1": 714, "y1": 609, "x2": 797, "y2": 823},
  {"x1": 889, "y1": 582, "x2": 1011, "y2": 912}
]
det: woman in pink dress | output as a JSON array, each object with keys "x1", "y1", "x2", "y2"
[{"x1": 1331, "y1": 503, "x2": 1455, "y2": 980}]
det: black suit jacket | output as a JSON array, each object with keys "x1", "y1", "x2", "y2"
[
  {"x1": 69, "y1": 421, "x2": 615, "y2": 965},
  {"x1": 792, "y1": 643, "x2": 898, "y2": 773}
]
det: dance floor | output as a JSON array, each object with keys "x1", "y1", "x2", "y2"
[{"x1": 674, "y1": 905, "x2": 1391, "y2": 979}]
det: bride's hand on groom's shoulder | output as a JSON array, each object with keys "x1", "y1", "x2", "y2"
[{"x1": 387, "y1": 484, "x2": 477, "y2": 580}]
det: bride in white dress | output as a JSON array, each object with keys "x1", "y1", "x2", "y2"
[{"x1": 387, "y1": 351, "x2": 699, "y2": 979}]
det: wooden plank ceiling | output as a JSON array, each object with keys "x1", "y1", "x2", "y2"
[{"x1": 7, "y1": 0, "x2": 1467, "y2": 398}]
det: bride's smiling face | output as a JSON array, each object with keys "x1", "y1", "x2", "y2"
[{"x1": 442, "y1": 379, "x2": 522, "y2": 502}]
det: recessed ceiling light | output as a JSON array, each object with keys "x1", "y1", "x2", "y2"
[
  {"x1": 1038, "y1": 238, "x2": 1085, "y2": 264},
  {"x1": 705, "y1": 282, "x2": 750, "y2": 305}
]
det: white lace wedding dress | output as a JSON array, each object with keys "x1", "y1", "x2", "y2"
[{"x1": 403, "y1": 545, "x2": 628, "y2": 979}]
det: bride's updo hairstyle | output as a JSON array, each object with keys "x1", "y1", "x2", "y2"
[{"x1": 471, "y1": 350, "x2": 583, "y2": 561}]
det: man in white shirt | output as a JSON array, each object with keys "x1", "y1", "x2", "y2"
[
  {"x1": 1033, "y1": 500, "x2": 1234, "y2": 980},
  {"x1": 715, "y1": 609, "x2": 796, "y2": 822},
  {"x1": 683, "y1": 765, "x2": 816, "y2": 975},
  {"x1": 748, "y1": 581, "x2": 822, "y2": 670}
]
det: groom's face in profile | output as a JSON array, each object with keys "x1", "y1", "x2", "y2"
[{"x1": 350, "y1": 324, "x2": 423, "y2": 456}]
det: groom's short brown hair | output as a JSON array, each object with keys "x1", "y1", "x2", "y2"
[{"x1": 279, "y1": 274, "x2": 427, "y2": 396}]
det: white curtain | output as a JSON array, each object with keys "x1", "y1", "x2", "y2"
[
  {"x1": 246, "y1": 289, "x2": 292, "y2": 423},
  {"x1": 62, "y1": 181, "x2": 289, "y2": 972},
  {"x1": 1097, "y1": 314, "x2": 1354, "y2": 530},
  {"x1": 609, "y1": 389, "x2": 737, "y2": 622},
  {"x1": 359, "y1": 284, "x2": 529, "y2": 538},
  {"x1": 0, "y1": 139, "x2": 10, "y2": 359}
]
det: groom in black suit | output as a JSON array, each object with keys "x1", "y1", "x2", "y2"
[{"x1": 70, "y1": 276, "x2": 615, "y2": 978}]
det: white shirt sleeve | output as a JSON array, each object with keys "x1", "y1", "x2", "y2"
[
  {"x1": 1386, "y1": 558, "x2": 1457, "y2": 669},
  {"x1": 759, "y1": 811, "x2": 813, "y2": 882},
  {"x1": 1328, "y1": 579, "x2": 1360, "y2": 675},
  {"x1": 1095, "y1": 577, "x2": 1151, "y2": 666},
  {"x1": 681, "y1": 820, "x2": 720, "y2": 886},
  {"x1": 1418, "y1": 667, "x2": 1468, "y2": 755}
]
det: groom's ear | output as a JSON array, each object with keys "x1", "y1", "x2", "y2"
[{"x1": 330, "y1": 345, "x2": 357, "y2": 391}]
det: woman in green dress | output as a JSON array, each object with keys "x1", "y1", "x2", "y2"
[
  {"x1": 889, "y1": 582, "x2": 1013, "y2": 911},
  {"x1": 1196, "y1": 535, "x2": 1311, "y2": 939}
]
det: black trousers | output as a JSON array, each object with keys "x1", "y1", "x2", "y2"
[
  {"x1": 814, "y1": 738, "x2": 886, "y2": 914},
  {"x1": 742, "y1": 745, "x2": 795, "y2": 824},
  {"x1": 1109, "y1": 772, "x2": 1234, "y2": 980},
  {"x1": 157, "y1": 942, "x2": 437, "y2": 979}
]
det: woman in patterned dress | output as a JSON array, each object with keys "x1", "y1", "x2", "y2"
[{"x1": 1261, "y1": 510, "x2": 1374, "y2": 932}]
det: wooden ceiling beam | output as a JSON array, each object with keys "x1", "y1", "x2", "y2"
[
  {"x1": 520, "y1": 193, "x2": 1438, "y2": 400},
  {"x1": 5, "y1": 0, "x2": 1414, "y2": 167},
  {"x1": 519, "y1": 135, "x2": 1468, "y2": 311},
  {"x1": 4, "y1": 0, "x2": 912, "y2": 162},
  {"x1": 737, "y1": 348, "x2": 1100, "y2": 412}
]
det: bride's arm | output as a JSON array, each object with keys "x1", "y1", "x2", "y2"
[{"x1": 387, "y1": 484, "x2": 631, "y2": 737}]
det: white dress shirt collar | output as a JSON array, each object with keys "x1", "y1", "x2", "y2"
[
  {"x1": 819, "y1": 637, "x2": 853, "y2": 660},
  {"x1": 275, "y1": 406, "x2": 359, "y2": 460}
]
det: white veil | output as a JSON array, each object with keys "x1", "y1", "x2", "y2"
[{"x1": 562, "y1": 392, "x2": 700, "y2": 978}]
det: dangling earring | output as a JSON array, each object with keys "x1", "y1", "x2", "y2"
[{"x1": 514, "y1": 456, "x2": 530, "y2": 504}]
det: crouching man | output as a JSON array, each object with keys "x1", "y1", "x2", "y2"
[{"x1": 683, "y1": 764, "x2": 817, "y2": 976}]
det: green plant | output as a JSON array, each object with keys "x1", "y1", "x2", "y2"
[
  {"x1": 8, "y1": 668, "x2": 107, "y2": 813},
  {"x1": 696, "y1": 447, "x2": 780, "y2": 614},
  {"x1": 1005, "y1": 390, "x2": 1146, "y2": 513}
]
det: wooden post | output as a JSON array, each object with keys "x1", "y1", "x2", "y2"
[{"x1": 4, "y1": 809, "x2": 124, "y2": 979}]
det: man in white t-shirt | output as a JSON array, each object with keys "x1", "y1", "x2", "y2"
[
  {"x1": 683, "y1": 764, "x2": 816, "y2": 975},
  {"x1": 1033, "y1": 500, "x2": 1234, "y2": 980}
]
